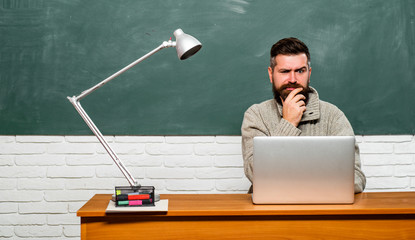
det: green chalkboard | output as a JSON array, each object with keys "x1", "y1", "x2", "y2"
[{"x1": 1, "y1": 0, "x2": 414, "y2": 135}]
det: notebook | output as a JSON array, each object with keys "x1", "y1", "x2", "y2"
[{"x1": 252, "y1": 136, "x2": 355, "y2": 204}]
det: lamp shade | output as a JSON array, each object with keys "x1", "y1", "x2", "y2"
[{"x1": 174, "y1": 29, "x2": 202, "y2": 60}]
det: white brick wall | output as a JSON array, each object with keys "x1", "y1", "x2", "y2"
[
  {"x1": 0, "y1": 135, "x2": 414, "y2": 239},
  {"x1": 358, "y1": 135, "x2": 415, "y2": 191}
]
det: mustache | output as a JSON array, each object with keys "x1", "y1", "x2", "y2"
[{"x1": 282, "y1": 83, "x2": 304, "y2": 90}]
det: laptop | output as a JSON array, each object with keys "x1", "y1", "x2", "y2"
[{"x1": 252, "y1": 136, "x2": 355, "y2": 204}]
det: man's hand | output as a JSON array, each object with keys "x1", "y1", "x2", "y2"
[{"x1": 280, "y1": 88, "x2": 306, "y2": 127}]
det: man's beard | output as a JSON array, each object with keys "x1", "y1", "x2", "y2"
[{"x1": 272, "y1": 82, "x2": 310, "y2": 104}]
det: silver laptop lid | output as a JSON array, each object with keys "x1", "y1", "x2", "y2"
[{"x1": 253, "y1": 136, "x2": 355, "y2": 204}]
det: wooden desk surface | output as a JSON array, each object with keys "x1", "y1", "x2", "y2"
[
  {"x1": 78, "y1": 192, "x2": 415, "y2": 239},
  {"x1": 78, "y1": 192, "x2": 415, "y2": 217}
]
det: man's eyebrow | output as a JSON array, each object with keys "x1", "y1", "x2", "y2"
[
  {"x1": 277, "y1": 66, "x2": 307, "y2": 72},
  {"x1": 295, "y1": 66, "x2": 308, "y2": 71}
]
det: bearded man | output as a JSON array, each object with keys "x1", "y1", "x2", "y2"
[{"x1": 241, "y1": 37, "x2": 366, "y2": 193}]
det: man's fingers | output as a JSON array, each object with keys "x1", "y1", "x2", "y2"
[
  {"x1": 297, "y1": 100, "x2": 306, "y2": 107},
  {"x1": 300, "y1": 106, "x2": 307, "y2": 113},
  {"x1": 285, "y1": 88, "x2": 303, "y2": 102},
  {"x1": 292, "y1": 94, "x2": 306, "y2": 103}
]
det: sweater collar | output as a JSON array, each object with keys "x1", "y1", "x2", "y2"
[{"x1": 275, "y1": 86, "x2": 320, "y2": 122}]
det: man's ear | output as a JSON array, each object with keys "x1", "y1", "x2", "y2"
[
  {"x1": 268, "y1": 67, "x2": 273, "y2": 84},
  {"x1": 308, "y1": 67, "x2": 312, "y2": 84}
]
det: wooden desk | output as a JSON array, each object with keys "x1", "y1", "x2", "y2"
[{"x1": 78, "y1": 192, "x2": 415, "y2": 239}]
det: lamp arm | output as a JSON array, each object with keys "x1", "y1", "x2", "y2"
[
  {"x1": 67, "y1": 97, "x2": 139, "y2": 186},
  {"x1": 75, "y1": 40, "x2": 176, "y2": 101},
  {"x1": 67, "y1": 40, "x2": 176, "y2": 187}
]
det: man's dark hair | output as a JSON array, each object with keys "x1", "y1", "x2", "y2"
[{"x1": 270, "y1": 37, "x2": 310, "y2": 70}]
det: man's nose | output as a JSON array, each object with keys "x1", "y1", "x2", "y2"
[{"x1": 288, "y1": 71, "x2": 297, "y2": 83}]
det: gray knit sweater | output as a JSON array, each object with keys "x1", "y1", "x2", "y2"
[{"x1": 241, "y1": 87, "x2": 366, "y2": 193}]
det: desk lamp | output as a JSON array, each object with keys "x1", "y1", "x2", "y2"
[{"x1": 67, "y1": 29, "x2": 202, "y2": 206}]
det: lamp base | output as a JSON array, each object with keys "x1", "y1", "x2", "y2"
[{"x1": 114, "y1": 186, "x2": 155, "y2": 207}]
